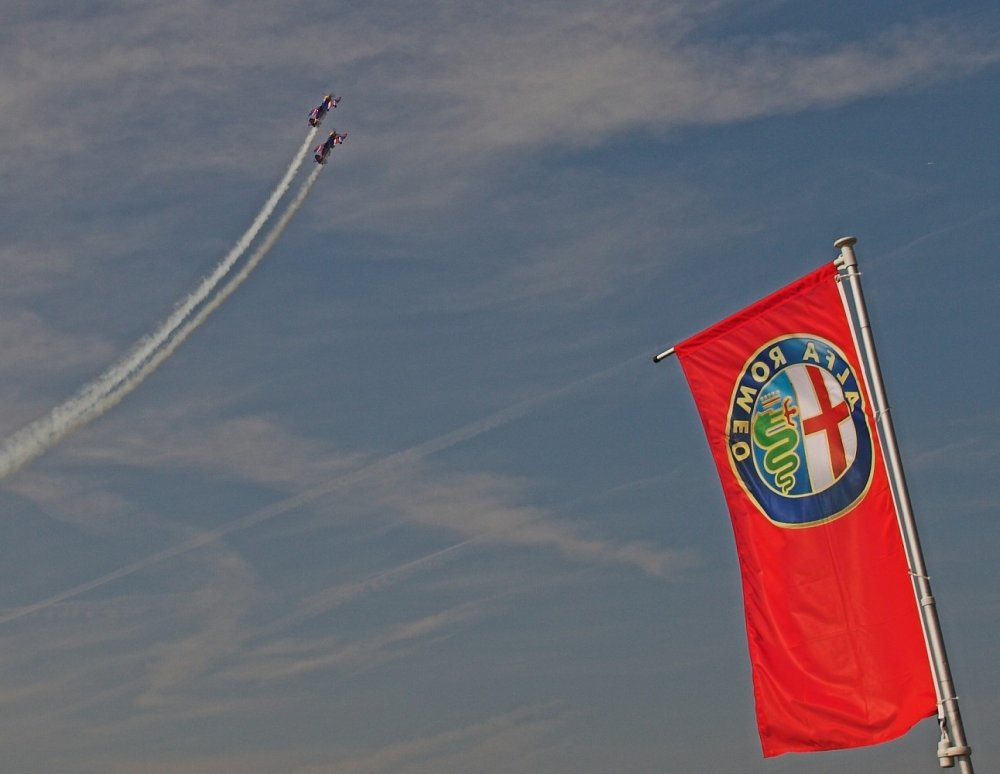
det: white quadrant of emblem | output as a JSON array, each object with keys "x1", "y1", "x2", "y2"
[{"x1": 785, "y1": 364, "x2": 858, "y2": 492}]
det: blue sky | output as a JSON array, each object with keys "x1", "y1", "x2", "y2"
[{"x1": 1, "y1": 1, "x2": 998, "y2": 771}]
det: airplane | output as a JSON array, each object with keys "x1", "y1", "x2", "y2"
[
  {"x1": 313, "y1": 130, "x2": 348, "y2": 164},
  {"x1": 308, "y1": 94, "x2": 341, "y2": 127}
]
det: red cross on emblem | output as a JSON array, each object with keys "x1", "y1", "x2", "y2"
[{"x1": 801, "y1": 366, "x2": 851, "y2": 478}]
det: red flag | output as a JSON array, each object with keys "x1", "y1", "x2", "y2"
[{"x1": 674, "y1": 263, "x2": 935, "y2": 756}]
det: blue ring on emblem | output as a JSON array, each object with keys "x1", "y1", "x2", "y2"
[{"x1": 727, "y1": 336, "x2": 874, "y2": 527}]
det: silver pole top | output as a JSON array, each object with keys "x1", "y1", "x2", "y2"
[{"x1": 834, "y1": 236, "x2": 858, "y2": 269}]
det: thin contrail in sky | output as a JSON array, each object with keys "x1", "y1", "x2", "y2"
[
  {"x1": 0, "y1": 129, "x2": 318, "y2": 482},
  {"x1": 0, "y1": 354, "x2": 645, "y2": 625}
]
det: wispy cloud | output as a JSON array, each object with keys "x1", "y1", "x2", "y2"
[
  {"x1": 70, "y1": 411, "x2": 369, "y2": 491},
  {"x1": 271, "y1": 537, "x2": 477, "y2": 633},
  {"x1": 0, "y1": 310, "x2": 114, "y2": 385},
  {"x1": 5, "y1": 4, "x2": 996, "y2": 187},
  {"x1": 305, "y1": 703, "x2": 566, "y2": 774},
  {"x1": 351, "y1": 9, "x2": 1000, "y2": 159},
  {"x1": 369, "y1": 467, "x2": 688, "y2": 578},
  {"x1": 224, "y1": 599, "x2": 487, "y2": 685},
  {"x1": 84, "y1": 704, "x2": 566, "y2": 774},
  {"x1": 134, "y1": 545, "x2": 259, "y2": 710}
]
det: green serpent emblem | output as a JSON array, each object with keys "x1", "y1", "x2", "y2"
[{"x1": 752, "y1": 397, "x2": 801, "y2": 495}]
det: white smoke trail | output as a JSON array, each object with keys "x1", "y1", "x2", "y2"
[
  {"x1": 91, "y1": 165, "x2": 325, "y2": 420},
  {"x1": 86, "y1": 128, "x2": 319, "y2": 400},
  {"x1": 0, "y1": 131, "x2": 320, "y2": 481}
]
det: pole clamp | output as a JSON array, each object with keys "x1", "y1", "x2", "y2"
[{"x1": 938, "y1": 744, "x2": 971, "y2": 759}]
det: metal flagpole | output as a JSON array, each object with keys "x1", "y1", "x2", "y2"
[{"x1": 834, "y1": 236, "x2": 973, "y2": 772}]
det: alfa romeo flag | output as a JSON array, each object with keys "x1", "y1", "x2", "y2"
[{"x1": 674, "y1": 263, "x2": 935, "y2": 757}]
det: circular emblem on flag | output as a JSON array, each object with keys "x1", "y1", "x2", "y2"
[{"x1": 727, "y1": 335, "x2": 874, "y2": 527}]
